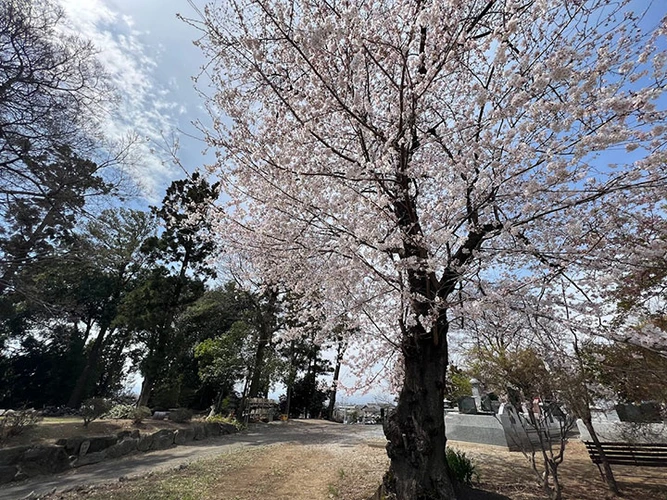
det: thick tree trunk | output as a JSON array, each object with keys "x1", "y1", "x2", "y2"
[
  {"x1": 248, "y1": 289, "x2": 276, "y2": 398},
  {"x1": 67, "y1": 325, "x2": 109, "y2": 408},
  {"x1": 137, "y1": 374, "x2": 153, "y2": 408},
  {"x1": 383, "y1": 328, "x2": 456, "y2": 500},
  {"x1": 247, "y1": 327, "x2": 270, "y2": 399},
  {"x1": 327, "y1": 354, "x2": 342, "y2": 420}
]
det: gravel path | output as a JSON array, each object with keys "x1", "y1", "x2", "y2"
[{"x1": 0, "y1": 421, "x2": 385, "y2": 500}]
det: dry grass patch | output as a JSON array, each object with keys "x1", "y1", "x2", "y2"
[
  {"x1": 49, "y1": 434, "x2": 667, "y2": 500},
  {"x1": 55, "y1": 440, "x2": 389, "y2": 500}
]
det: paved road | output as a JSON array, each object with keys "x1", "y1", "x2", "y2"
[{"x1": 1, "y1": 420, "x2": 385, "y2": 500}]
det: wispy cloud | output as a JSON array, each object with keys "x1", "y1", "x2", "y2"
[{"x1": 57, "y1": 0, "x2": 181, "y2": 198}]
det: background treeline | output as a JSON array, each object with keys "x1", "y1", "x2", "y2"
[
  {"x1": 0, "y1": 174, "x2": 341, "y2": 416},
  {"x1": 0, "y1": 0, "x2": 341, "y2": 418}
]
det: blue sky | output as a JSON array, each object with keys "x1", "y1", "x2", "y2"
[{"x1": 58, "y1": 0, "x2": 212, "y2": 201}]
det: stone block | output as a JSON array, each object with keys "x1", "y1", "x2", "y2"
[
  {"x1": 193, "y1": 423, "x2": 206, "y2": 440},
  {"x1": 106, "y1": 438, "x2": 138, "y2": 459},
  {"x1": 204, "y1": 422, "x2": 221, "y2": 437},
  {"x1": 458, "y1": 396, "x2": 478, "y2": 415},
  {"x1": 446, "y1": 413, "x2": 509, "y2": 447},
  {"x1": 219, "y1": 423, "x2": 237, "y2": 435},
  {"x1": 19, "y1": 445, "x2": 70, "y2": 476},
  {"x1": 63, "y1": 437, "x2": 86, "y2": 455},
  {"x1": 117, "y1": 429, "x2": 140, "y2": 441},
  {"x1": 150, "y1": 429, "x2": 175, "y2": 450},
  {"x1": 79, "y1": 440, "x2": 91, "y2": 457},
  {"x1": 0, "y1": 446, "x2": 29, "y2": 466},
  {"x1": 137, "y1": 433, "x2": 153, "y2": 452},
  {"x1": 174, "y1": 428, "x2": 195, "y2": 445},
  {"x1": 86, "y1": 435, "x2": 118, "y2": 453},
  {"x1": 72, "y1": 450, "x2": 106, "y2": 467},
  {"x1": 0, "y1": 465, "x2": 17, "y2": 484}
]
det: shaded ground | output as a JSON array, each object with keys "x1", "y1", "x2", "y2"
[{"x1": 4, "y1": 420, "x2": 666, "y2": 499}]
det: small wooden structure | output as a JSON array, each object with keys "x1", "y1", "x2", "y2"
[{"x1": 243, "y1": 398, "x2": 278, "y2": 422}]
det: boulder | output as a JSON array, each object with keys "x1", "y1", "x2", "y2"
[
  {"x1": 204, "y1": 422, "x2": 221, "y2": 437},
  {"x1": 106, "y1": 438, "x2": 138, "y2": 459},
  {"x1": 19, "y1": 445, "x2": 70, "y2": 477},
  {"x1": 117, "y1": 429, "x2": 140, "y2": 441},
  {"x1": 0, "y1": 465, "x2": 17, "y2": 484},
  {"x1": 79, "y1": 440, "x2": 91, "y2": 457},
  {"x1": 174, "y1": 428, "x2": 195, "y2": 445},
  {"x1": 0, "y1": 446, "x2": 30, "y2": 466},
  {"x1": 193, "y1": 423, "x2": 206, "y2": 440},
  {"x1": 137, "y1": 433, "x2": 153, "y2": 452},
  {"x1": 62, "y1": 437, "x2": 86, "y2": 456},
  {"x1": 72, "y1": 450, "x2": 106, "y2": 467},
  {"x1": 149, "y1": 429, "x2": 175, "y2": 451},
  {"x1": 219, "y1": 423, "x2": 237, "y2": 435},
  {"x1": 86, "y1": 435, "x2": 118, "y2": 453}
]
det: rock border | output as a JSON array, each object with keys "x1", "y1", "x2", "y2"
[{"x1": 0, "y1": 421, "x2": 238, "y2": 484}]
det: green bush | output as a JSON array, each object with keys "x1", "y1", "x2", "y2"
[
  {"x1": 206, "y1": 413, "x2": 245, "y2": 430},
  {"x1": 80, "y1": 398, "x2": 112, "y2": 427},
  {"x1": 132, "y1": 406, "x2": 152, "y2": 424},
  {"x1": 168, "y1": 408, "x2": 193, "y2": 423},
  {"x1": 446, "y1": 447, "x2": 479, "y2": 486},
  {"x1": 104, "y1": 404, "x2": 135, "y2": 419},
  {"x1": 0, "y1": 409, "x2": 42, "y2": 444}
]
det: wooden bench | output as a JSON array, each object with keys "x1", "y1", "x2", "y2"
[{"x1": 583, "y1": 441, "x2": 667, "y2": 469}]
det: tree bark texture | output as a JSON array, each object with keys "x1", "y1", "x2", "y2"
[
  {"x1": 383, "y1": 326, "x2": 456, "y2": 500},
  {"x1": 137, "y1": 373, "x2": 153, "y2": 408},
  {"x1": 327, "y1": 345, "x2": 344, "y2": 420}
]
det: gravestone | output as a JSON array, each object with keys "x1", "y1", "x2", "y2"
[{"x1": 458, "y1": 396, "x2": 478, "y2": 415}]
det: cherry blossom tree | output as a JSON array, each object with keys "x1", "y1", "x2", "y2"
[{"x1": 191, "y1": 1, "x2": 667, "y2": 498}]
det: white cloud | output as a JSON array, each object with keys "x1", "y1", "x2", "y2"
[{"x1": 57, "y1": 0, "x2": 181, "y2": 198}]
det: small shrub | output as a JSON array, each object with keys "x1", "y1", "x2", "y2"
[
  {"x1": 41, "y1": 406, "x2": 78, "y2": 417},
  {"x1": 80, "y1": 398, "x2": 112, "y2": 427},
  {"x1": 206, "y1": 413, "x2": 245, "y2": 430},
  {"x1": 446, "y1": 447, "x2": 479, "y2": 486},
  {"x1": 132, "y1": 406, "x2": 151, "y2": 425},
  {"x1": 168, "y1": 408, "x2": 193, "y2": 423},
  {"x1": 0, "y1": 409, "x2": 42, "y2": 444},
  {"x1": 104, "y1": 404, "x2": 136, "y2": 420}
]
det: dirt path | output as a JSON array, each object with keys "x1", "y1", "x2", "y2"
[{"x1": 1, "y1": 420, "x2": 384, "y2": 500}]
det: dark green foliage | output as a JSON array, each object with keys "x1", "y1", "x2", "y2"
[
  {"x1": 168, "y1": 408, "x2": 193, "y2": 423},
  {"x1": 279, "y1": 333, "x2": 332, "y2": 419},
  {"x1": 280, "y1": 373, "x2": 329, "y2": 418},
  {"x1": 444, "y1": 365, "x2": 473, "y2": 402},
  {"x1": 446, "y1": 448, "x2": 479, "y2": 486},
  {"x1": 80, "y1": 397, "x2": 112, "y2": 427},
  {"x1": 0, "y1": 144, "x2": 113, "y2": 296},
  {"x1": 0, "y1": 326, "x2": 86, "y2": 408}
]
